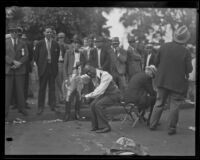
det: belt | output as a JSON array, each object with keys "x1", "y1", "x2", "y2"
[{"x1": 59, "y1": 60, "x2": 64, "y2": 63}]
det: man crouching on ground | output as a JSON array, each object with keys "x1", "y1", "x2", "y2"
[{"x1": 81, "y1": 65, "x2": 121, "y2": 133}]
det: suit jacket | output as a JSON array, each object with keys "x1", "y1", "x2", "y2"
[
  {"x1": 63, "y1": 48, "x2": 85, "y2": 80},
  {"x1": 126, "y1": 46, "x2": 142, "y2": 78},
  {"x1": 81, "y1": 47, "x2": 96, "y2": 68},
  {"x1": 93, "y1": 47, "x2": 111, "y2": 73},
  {"x1": 58, "y1": 42, "x2": 68, "y2": 61},
  {"x1": 25, "y1": 40, "x2": 34, "y2": 73},
  {"x1": 124, "y1": 72, "x2": 156, "y2": 105},
  {"x1": 143, "y1": 51, "x2": 157, "y2": 70},
  {"x1": 6, "y1": 38, "x2": 29, "y2": 75},
  {"x1": 110, "y1": 47, "x2": 127, "y2": 75},
  {"x1": 34, "y1": 39, "x2": 60, "y2": 77},
  {"x1": 155, "y1": 42, "x2": 193, "y2": 94}
]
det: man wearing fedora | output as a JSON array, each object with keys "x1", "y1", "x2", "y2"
[
  {"x1": 126, "y1": 36, "x2": 143, "y2": 81},
  {"x1": 123, "y1": 65, "x2": 157, "y2": 125},
  {"x1": 149, "y1": 25, "x2": 193, "y2": 135},
  {"x1": 110, "y1": 37, "x2": 127, "y2": 94},
  {"x1": 34, "y1": 26, "x2": 60, "y2": 115},
  {"x1": 6, "y1": 25, "x2": 29, "y2": 117},
  {"x1": 143, "y1": 44, "x2": 157, "y2": 70},
  {"x1": 63, "y1": 35, "x2": 86, "y2": 121},
  {"x1": 93, "y1": 37, "x2": 111, "y2": 73}
]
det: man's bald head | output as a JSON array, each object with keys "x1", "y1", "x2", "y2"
[{"x1": 84, "y1": 64, "x2": 96, "y2": 78}]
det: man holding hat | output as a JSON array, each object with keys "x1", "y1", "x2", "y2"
[
  {"x1": 126, "y1": 36, "x2": 143, "y2": 81},
  {"x1": 93, "y1": 37, "x2": 111, "y2": 73},
  {"x1": 149, "y1": 25, "x2": 193, "y2": 135},
  {"x1": 63, "y1": 35, "x2": 86, "y2": 121},
  {"x1": 123, "y1": 65, "x2": 157, "y2": 125},
  {"x1": 5, "y1": 25, "x2": 29, "y2": 117},
  {"x1": 110, "y1": 37, "x2": 127, "y2": 94}
]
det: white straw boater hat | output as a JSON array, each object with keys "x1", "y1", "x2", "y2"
[{"x1": 173, "y1": 25, "x2": 191, "y2": 44}]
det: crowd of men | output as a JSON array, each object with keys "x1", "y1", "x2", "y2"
[{"x1": 5, "y1": 24, "x2": 195, "y2": 135}]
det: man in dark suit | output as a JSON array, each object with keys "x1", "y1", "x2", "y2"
[
  {"x1": 93, "y1": 37, "x2": 111, "y2": 73},
  {"x1": 110, "y1": 37, "x2": 127, "y2": 94},
  {"x1": 6, "y1": 25, "x2": 29, "y2": 117},
  {"x1": 149, "y1": 25, "x2": 193, "y2": 135},
  {"x1": 63, "y1": 35, "x2": 85, "y2": 121},
  {"x1": 143, "y1": 44, "x2": 157, "y2": 70},
  {"x1": 21, "y1": 34, "x2": 34, "y2": 108},
  {"x1": 123, "y1": 65, "x2": 157, "y2": 125},
  {"x1": 34, "y1": 26, "x2": 60, "y2": 115},
  {"x1": 126, "y1": 36, "x2": 143, "y2": 81}
]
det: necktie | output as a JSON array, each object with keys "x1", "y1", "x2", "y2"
[
  {"x1": 47, "y1": 40, "x2": 51, "y2": 60},
  {"x1": 13, "y1": 38, "x2": 17, "y2": 51}
]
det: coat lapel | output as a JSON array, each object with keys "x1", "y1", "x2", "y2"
[{"x1": 8, "y1": 38, "x2": 15, "y2": 54}]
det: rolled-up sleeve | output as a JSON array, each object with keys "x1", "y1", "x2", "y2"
[{"x1": 85, "y1": 72, "x2": 112, "y2": 99}]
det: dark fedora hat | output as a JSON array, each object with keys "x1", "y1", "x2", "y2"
[
  {"x1": 8, "y1": 24, "x2": 23, "y2": 33},
  {"x1": 111, "y1": 37, "x2": 120, "y2": 44},
  {"x1": 94, "y1": 37, "x2": 104, "y2": 43}
]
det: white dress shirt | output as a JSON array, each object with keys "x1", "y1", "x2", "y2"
[
  {"x1": 81, "y1": 69, "x2": 113, "y2": 99},
  {"x1": 97, "y1": 48, "x2": 102, "y2": 68},
  {"x1": 11, "y1": 37, "x2": 18, "y2": 46},
  {"x1": 45, "y1": 38, "x2": 52, "y2": 60},
  {"x1": 146, "y1": 53, "x2": 152, "y2": 67},
  {"x1": 189, "y1": 58, "x2": 196, "y2": 81},
  {"x1": 73, "y1": 51, "x2": 80, "y2": 67}
]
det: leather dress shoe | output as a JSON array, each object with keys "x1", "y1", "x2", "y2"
[
  {"x1": 63, "y1": 115, "x2": 70, "y2": 122},
  {"x1": 25, "y1": 105, "x2": 31, "y2": 109},
  {"x1": 11, "y1": 105, "x2": 18, "y2": 110},
  {"x1": 19, "y1": 109, "x2": 28, "y2": 116},
  {"x1": 37, "y1": 108, "x2": 44, "y2": 115},
  {"x1": 90, "y1": 128, "x2": 99, "y2": 131},
  {"x1": 168, "y1": 129, "x2": 176, "y2": 135},
  {"x1": 95, "y1": 127, "x2": 111, "y2": 133}
]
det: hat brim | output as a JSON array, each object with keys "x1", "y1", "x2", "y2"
[
  {"x1": 173, "y1": 31, "x2": 191, "y2": 44},
  {"x1": 112, "y1": 42, "x2": 120, "y2": 44}
]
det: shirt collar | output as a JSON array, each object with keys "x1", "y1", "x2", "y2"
[{"x1": 45, "y1": 37, "x2": 52, "y2": 43}]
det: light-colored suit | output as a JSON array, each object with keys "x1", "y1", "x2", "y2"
[{"x1": 5, "y1": 37, "x2": 29, "y2": 116}]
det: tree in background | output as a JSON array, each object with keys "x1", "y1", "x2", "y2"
[
  {"x1": 120, "y1": 8, "x2": 197, "y2": 46},
  {"x1": 6, "y1": 7, "x2": 111, "y2": 42}
]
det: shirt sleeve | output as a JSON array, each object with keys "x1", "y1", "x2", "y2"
[{"x1": 85, "y1": 72, "x2": 112, "y2": 99}]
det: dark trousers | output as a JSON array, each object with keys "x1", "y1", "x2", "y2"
[
  {"x1": 24, "y1": 72, "x2": 30, "y2": 101},
  {"x1": 38, "y1": 64, "x2": 56, "y2": 109},
  {"x1": 6, "y1": 74, "x2": 26, "y2": 116},
  {"x1": 150, "y1": 87, "x2": 184, "y2": 130},
  {"x1": 90, "y1": 93, "x2": 120, "y2": 129},
  {"x1": 113, "y1": 74, "x2": 127, "y2": 95}
]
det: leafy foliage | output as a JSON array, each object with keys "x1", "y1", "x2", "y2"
[
  {"x1": 6, "y1": 7, "x2": 111, "y2": 41},
  {"x1": 120, "y1": 8, "x2": 197, "y2": 45}
]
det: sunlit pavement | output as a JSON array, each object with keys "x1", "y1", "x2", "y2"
[{"x1": 5, "y1": 98, "x2": 195, "y2": 155}]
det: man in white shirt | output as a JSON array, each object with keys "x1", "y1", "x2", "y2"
[
  {"x1": 143, "y1": 44, "x2": 156, "y2": 70},
  {"x1": 81, "y1": 65, "x2": 121, "y2": 133}
]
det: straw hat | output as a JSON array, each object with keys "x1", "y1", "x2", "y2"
[{"x1": 173, "y1": 25, "x2": 191, "y2": 44}]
